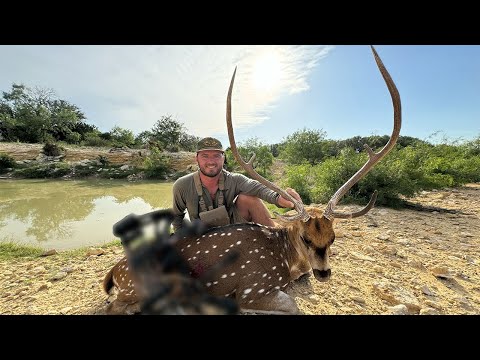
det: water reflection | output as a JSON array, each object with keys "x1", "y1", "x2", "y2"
[{"x1": 0, "y1": 179, "x2": 173, "y2": 250}]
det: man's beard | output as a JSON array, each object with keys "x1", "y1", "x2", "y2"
[{"x1": 199, "y1": 165, "x2": 222, "y2": 178}]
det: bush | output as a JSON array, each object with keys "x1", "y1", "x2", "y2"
[
  {"x1": 0, "y1": 152, "x2": 16, "y2": 173},
  {"x1": 43, "y1": 142, "x2": 65, "y2": 156},
  {"x1": 142, "y1": 148, "x2": 171, "y2": 179},
  {"x1": 14, "y1": 163, "x2": 71, "y2": 178}
]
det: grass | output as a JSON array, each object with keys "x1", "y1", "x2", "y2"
[
  {"x1": 0, "y1": 239, "x2": 122, "y2": 260},
  {"x1": 0, "y1": 242, "x2": 45, "y2": 260}
]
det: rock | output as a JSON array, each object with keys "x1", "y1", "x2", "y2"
[
  {"x1": 431, "y1": 266, "x2": 454, "y2": 279},
  {"x1": 421, "y1": 285, "x2": 436, "y2": 296},
  {"x1": 86, "y1": 248, "x2": 105, "y2": 256},
  {"x1": 50, "y1": 271, "x2": 68, "y2": 281},
  {"x1": 419, "y1": 307, "x2": 439, "y2": 315},
  {"x1": 385, "y1": 304, "x2": 409, "y2": 315},
  {"x1": 41, "y1": 249, "x2": 57, "y2": 257},
  {"x1": 372, "y1": 281, "x2": 421, "y2": 313}
]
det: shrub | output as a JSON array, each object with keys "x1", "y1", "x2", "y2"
[
  {"x1": 142, "y1": 148, "x2": 171, "y2": 179},
  {"x1": 43, "y1": 142, "x2": 65, "y2": 156},
  {"x1": 0, "y1": 152, "x2": 16, "y2": 173}
]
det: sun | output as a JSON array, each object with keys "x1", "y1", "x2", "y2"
[{"x1": 251, "y1": 50, "x2": 283, "y2": 93}]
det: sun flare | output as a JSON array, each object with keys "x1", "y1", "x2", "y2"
[{"x1": 251, "y1": 50, "x2": 283, "y2": 93}]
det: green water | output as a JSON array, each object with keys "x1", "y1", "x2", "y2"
[{"x1": 0, "y1": 179, "x2": 174, "y2": 250}]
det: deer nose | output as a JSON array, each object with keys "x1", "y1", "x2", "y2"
[{"x1": 313, "y1": 269, "x2": 331, "y2": 282}]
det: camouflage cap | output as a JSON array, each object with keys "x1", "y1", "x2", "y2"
[{"x1": 196, "y1": 137, "x2": 224, "y2": 152}]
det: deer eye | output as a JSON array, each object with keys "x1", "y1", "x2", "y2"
[{"x1": 301, "y1": 236, "x2": 312, "y2": 246}]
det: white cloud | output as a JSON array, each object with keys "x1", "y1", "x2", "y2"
[{"x1": 0, "y1": 45, "x2": 333, "y2": 137}]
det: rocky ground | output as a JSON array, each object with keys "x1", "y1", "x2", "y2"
[{"x1": 1, "y1": 183, "x2": 478, "y2": 315}]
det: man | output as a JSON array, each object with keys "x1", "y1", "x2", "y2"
[{"x1": 172, "y1": 136, "x2": 301, "y2": 232}]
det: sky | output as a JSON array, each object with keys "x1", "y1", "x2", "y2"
[{"x1": 0, "y1": 45, "x2": 479, "y2": 146}]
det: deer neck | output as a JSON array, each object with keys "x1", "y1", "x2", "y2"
[{"x1": 284, "y1": 227, "x2": 309, "y2": 274}]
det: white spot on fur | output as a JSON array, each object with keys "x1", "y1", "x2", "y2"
[
  {"x1": 237, "y1": 228, "x2": 243, "y2": 231},
  {"x1": 225, "y1": 249, "x2": 230, "y2": 253},
  {"x1": 243, "y1": 288, "x2": 252, "y2": 294},
  {"x1": 262, "y1": 273, "x2": 267, "y2": 278},
  {"x1": 196, "y1": 250, "x2": 200, "y2": 254},
  {"x1": 279, "y1": 277, "x2": 283, "y2": 281},
  {"x1": 221, "y1": 233, "x2": 225, "y2": 236},
  {"x1": 246, "y1": 260, "x2": 251, "y2": 264},
  {"x1": 258, "y1": 289, "x2": 265, "y2": 293},
  {"x1": 205, "y1": 250, "x2": 209, "y2": 254},
  {"x1": 275, "y1": 286, "x2": 280, "y2": 290},
  {"x1": 236, "y1": 241, "x2": 241, "y2": 245},
  {"x1": 241, "y1": 265, "x2": 245, "y2": 269},
  {"x1": 272, "y1": 266, "x2": 277, "y2": 270},
  {"x1": 187, "y1": 244, "x2": 191, "y2": 248},
  {"x1": 260, "y1": 255, "x2": 265, "y2": 259},
  {"x1": 221, "y1": 274, "x2": 227, "y2": 278},
  {"x1": 206, "y1": 282, "x2": 212, "y2": 287},
  {"x1": 230, "y1": 272, "x2": 236, "y2": 276},
  {"x1": 213, "y1": 245, "x2": 217, "y2": 248},
  {"x1": 227, "y1": 233, "x2": 232, "y2": 236}
]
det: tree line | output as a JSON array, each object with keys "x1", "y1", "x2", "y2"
[
  {"x1": 1, "y1": 83, "x2": 479, "y2": 207},
  {"x1": 0, "y1": 83, "x2": 200, "y2": 151}
]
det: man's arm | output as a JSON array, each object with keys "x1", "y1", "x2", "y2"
[
  {"x1": 232, "y1": 173, "x2": 301, "y2": 208},
  {"x1": 171, "y1": 180, "x2": 187, "y2": 232}
]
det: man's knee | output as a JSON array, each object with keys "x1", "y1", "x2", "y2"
[{"x1": 236, "y1": 194, "x2": 259, "y2": 207}]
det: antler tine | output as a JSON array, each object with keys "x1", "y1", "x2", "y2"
[
  {"x1": 226, "y1": 67, "x2": 310, "y2": 222},
  {"x1": 323, "y1": 45, "x2": 402, "y2": 221}
]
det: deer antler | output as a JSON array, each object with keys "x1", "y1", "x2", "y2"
[
  {"x1": 323, "y1": 45, "x2": 402, "y2": 220},
  {"x1": 226, "y1": 67, "x2": 310, "y2": 222}
]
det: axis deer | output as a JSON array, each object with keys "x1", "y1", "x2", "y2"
[
  {"x1": 104, "y1": 209, "x2": 239, "y2": 315},
  {"x1": 103, "y1": 45, "x2": 401, "y2": 314}
]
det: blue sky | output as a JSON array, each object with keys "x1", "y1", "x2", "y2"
[{"x1": 0, "y1": 45, "x2": 478, "y2": 146}]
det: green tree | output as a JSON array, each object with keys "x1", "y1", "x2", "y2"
[
  {"x1": 225, "y1": 137, "x2": 273, "y2": 178},
  {"x1": 109, "y1": 126, "x2": 135, "y2": 147},
  {"x1": 151, "y1": 115, "x2": 185, "y2": 151},
  {"x1": 280, "y1": 128, "x2": 327, "y2": 165},
  {"x1": 0, "y1": 83, "x2": 87, "y2": 143}
]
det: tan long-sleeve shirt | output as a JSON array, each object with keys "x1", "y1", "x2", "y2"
[{"x1": 172, "y1": 169, "x2": 280, "y2": 231}]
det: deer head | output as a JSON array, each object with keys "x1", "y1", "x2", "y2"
[
  {"x1": 104, "y1": 45, "x2": 401, "y2": 315},
  {"x1": 225, "y1": 45, "x2": 401, "y2": 282}
]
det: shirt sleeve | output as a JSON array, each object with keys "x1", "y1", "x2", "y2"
[
  {"x1": 172, "y1": 178, "x2": 187, "y2": 232},
  {"x1": 232, "y1": 173, "x2": 280, "y2": 205}
]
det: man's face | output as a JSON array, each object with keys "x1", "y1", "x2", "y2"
[{"x1": 196, "y1": 150, "x2": 224, "y2": 178}]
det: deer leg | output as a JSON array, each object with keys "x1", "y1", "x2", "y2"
[
  {"x1": 237, "y1": 290, "x2": 299, "y2": 315},
  {"x1": 104, "y1": 299, "x2": 141, "y2": 315}
]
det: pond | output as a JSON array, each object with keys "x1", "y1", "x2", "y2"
[{"x1": 0, "y1": 179, "x2": 174, "y2": 250}]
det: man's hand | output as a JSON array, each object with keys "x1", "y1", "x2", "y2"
[{"x1": 277, "y1": 188, "x2": 302, "y2": 208}]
